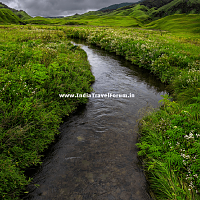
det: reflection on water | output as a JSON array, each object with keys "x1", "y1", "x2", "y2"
[{"x1": 23, "y1": 39, "x2": 168, "y2": 200}]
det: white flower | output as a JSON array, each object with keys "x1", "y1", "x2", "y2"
[{"x1": 193, "y1": 174, "x2": 198, "y2": 178}]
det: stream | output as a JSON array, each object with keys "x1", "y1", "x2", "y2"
[{"x1": 23, "y1": 39, "x2": 168, "y2": 200}]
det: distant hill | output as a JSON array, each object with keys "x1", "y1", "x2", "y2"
[
  {"x1": 140, "y1": 0, "x2": 174, "y2": 9},
  {"x1": 94, "y1": 0, "x2": 200, "y2": 21},
  {"x1": 145, "y1": 13, "x2": 200, "y2": 33},
  {"x1": 150, "y1": 0, "x2": 200, "y2": 19},
  {"x1": 43, "y1": 16, "x2": 65, "y2": 18},
  {"x1": 25, "y1": 16, "x2": 52, "y2": 24},
  {"x1": 0, "y1": 8, "x2": 24, "y2": 24},
  {"x1": 98, "y1": 2, "x2": 135, "y2": 11},
  {"x1": 0, "y1": 1, "x2": 32, "y2": 20}
]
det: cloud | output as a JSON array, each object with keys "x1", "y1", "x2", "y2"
[{"x1": 0, "y1": 0, "x2": 138, "y2": 16}]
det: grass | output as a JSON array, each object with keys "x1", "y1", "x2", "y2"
[
  {"x1": 79, "y1": 15, "x2": 140, "y2": 27},
  {"x1": 145, "y1": 14, "x2": 200, "y2": 34},
  {"x1": 24, "y1": 16, "x2": 53, "y2": 25},
  {"x1": 137, "y1": 95, "x2": 200, "y2": 199},
  {"x1": 0, "y1": 9, "x2": 23, "y2": 25},
  {"x1": 0, "y1": 25, "x2": 94, "y2": 199},
  {"x1": 24, "y1": 15, "x2": 141, "y2": 27},
  {"x1": 58, "y1": 25, "x2": 200, "y2": 199},
  {"x1": 1, "y1": 7, "x2": 200, "y2": 199}
]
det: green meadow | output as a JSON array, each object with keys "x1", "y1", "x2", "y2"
[
  {"x1": 1, "y1": 0, "x2": 200, "y2": 199},
  {"x1": 36, "y1": 24, "x2": 200, "y2": 199},
  {"x1": 0, "y1": 25, "x2": 94, "y2": 199}
]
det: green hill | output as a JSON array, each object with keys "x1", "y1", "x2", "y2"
[
  {"x1": 64, "y1": 0, "x2": 200, "y2": 26},
  {"x1": 140, "y1": 0, "x2": 174, "y2": 8},
  {"x1": 24, "y1": 16, "x2": 53, "y2": 24},
  {"x1": 150, "y1": 0, "x2": 200, "y2": 19},
  {"x1": 64, "y1": 3, "x2": 151, "y2": 25},
  {"x1": 14, "y1": 10, "x2": 32, "y2": 20},
  {"x1": 145, "y1": 13, "x2": 200, "y2": 33},
  {"x1": 98, "y1": 2, "x2": 134, "y2": 11},
  {"x1": 0, "y1": 8, "x2": 24, "y2": 24},
  {"x1": 0, "y1": 1, "x2": 32, "y2": 20}
]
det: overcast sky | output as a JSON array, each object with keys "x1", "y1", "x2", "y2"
[{"x1": 1, "y1": 0, "x2": 138, "y2": 17}]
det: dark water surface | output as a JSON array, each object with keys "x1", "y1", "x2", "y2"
[{"x1": 23, "y1": 39, "x2": 167, "y2": 200}]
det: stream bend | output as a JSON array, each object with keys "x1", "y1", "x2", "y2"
[{"x1": 23, "y1": 39, "x2": 167, "y2": 200}]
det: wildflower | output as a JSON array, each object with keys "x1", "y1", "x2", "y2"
[
  {"x1": 193, "y1": 174, "x2": 198, "y2": 178},
  {"x1": 184, "y1": 132, "x2": 194, "y2": 139}
]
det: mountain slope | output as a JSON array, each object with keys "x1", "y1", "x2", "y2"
[
  {"x1": 140, "y1": 0, "x2": 174, "y2": 8},
  {"x1": 66, "y1": 0, "x2": 200, "y2": 25},
  {"x1": 0, "y1": 8, "x2": 24, "y2": 24},
  {"x1": 151, "y1": 0, "x2": 200, "y2": 19},
  {"x1": 145, "y1": 13, "x2": 200, "y2": 33},
  {"x1": 0, "y1": 2, "x2": 32, "y2": 20},
  {"x1": 98, "y1": 2, "x2": 134, "y2": 11}
]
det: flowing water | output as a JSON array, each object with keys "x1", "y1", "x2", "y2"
[{"x1": 23, "y1": 39, "x2": 168, "y2": 200}]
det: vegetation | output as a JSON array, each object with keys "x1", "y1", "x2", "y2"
[
  {"x1": 14, "y1": 10, "x2": 32, "y2": 21},
  {"x1": 0, "y1": 25, "x2": 94, "y2": 199},
  {"x1": 1, "y1": 0, "x2": 200, "y2": 28},
  {"x1": 0, "y1": 2, "x2": 32, "y2": 21},
  {"x1": 145, "y1": 13, "x2": 200, "y2": 34},
  {"x1": 98, "y1": 2, "x2": 134, "y2": 11},
  {"x1": 0, "y1": 9, "x2": 24, "y2": 25},
  {"x1": 149, "y1": 0, "x2": 200, "y2": 19},
  {"x1": 24, "y1": 16, "x2": 53, "y2": 25},
  {"x1": 63, "y1": 0, "x2": 200, "y2": 25},
  {"x1": 58, "y1": 26, "x2": 200, "y2": 199},
  {"x1": 1, "y1": 0, "x2": 200, "y2": 199}
]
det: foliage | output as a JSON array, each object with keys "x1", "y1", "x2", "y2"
[
  {"x1": 0, "y1": 25, "x2": 94, "y2": 199},
  {"x1": 0, "y1": 9, "x2": 23, "y2": 25},
  {"x1": 145, "y1": 14, "x2": 200, "y2": 34},
  {"x1": 98, "y1": 2, "x2": 134, "y2": 11},
  {"x1": 61, "y1": 25, "x2": 200, "y2": 199},
  {"x1": 137, "y1": 96, "x2": 200, "y2": 199},
  {"x1": 24, "y1": 17, "x2": 52, "y2": 25},
  {"x1": 0, "y1": 2, "x2": 32, "y2": 21},
  {"x1": 1, "y1": 12, "x2": 200, "y2": 199}
]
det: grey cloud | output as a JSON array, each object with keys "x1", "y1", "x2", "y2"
[{"x1": 0, "y1": 0, "x2": 138, "y2": 16}]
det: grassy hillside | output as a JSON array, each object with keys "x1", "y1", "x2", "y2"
[
  {"x1": 0, "y1": 8, "x2": 24, "y2": 24},
  {"x1": 15, "y1": 10, "x2": 32, "y2": 20},
  {"x1": 67, "y1": 15, "x2": 140, "y2": 27},
  {"x1": 62, "y1": 0, "x2": 200, "y2": 26},
  {"x1": 98, "y1": 2, "x2": 134, "y2": 11},
  {"x1": 24, "y1": 16, "x2": 53, "y2": 25},
  {"x1": 145, "y1": 14, "x2": 200, "y2": 34},
  {"x1": 151, "y1": 0, "x2": 200, "y2": 19},
  {"x1": 2, "y1": 0, "x2": 200, "y2": 26},
  {"x1": 61, "y1": 4, "x2": 151, "y2": 26},
  {"x1": 0, "y1": 2, "x2": 32, "y2": 20},
  {"x1": 140, "y1": 0, "x2": 174, "y2": 8}
]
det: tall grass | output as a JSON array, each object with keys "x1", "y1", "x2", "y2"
[
  {"x1": 0, "y1": 25, "x2": 94, "y2": 199},
  {"x1": 60, "y1": 25, "x2": 200, "y2": 199}
]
